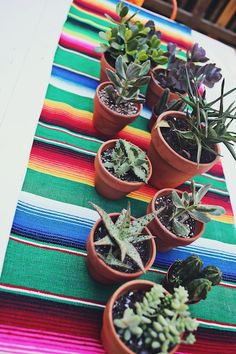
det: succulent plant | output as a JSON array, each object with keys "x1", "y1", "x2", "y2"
[
  {"x1": 169, "y1": 180, "x2": 225, "y2": 237},
  {"x1": 103, "y1": 139, "x2": 150, "y2": 182},
  {"x1": 96, "y1": 1, "x2": 167, "y2": 67},
  {"x1": 162, "y1": 255, "x2": 222, "y2": 303},
  {"x1": 155, "y1": 42, "x2": 222, "y2": 93},
  {"x1": 91, "y1": 203, "x2": 160, "y2": 271},
  {"x1": 114, "y1": 284, "x2": 198, "y2": 353},
  {"x1": 105, "y1": 55, "x2": 150, "y2": 105},
  {"x1": 153, "y1": 88, "x2": 186, "y2": 117},
  {"x1": 175, "y1": 69, "x2": 236, "y2": 165}
]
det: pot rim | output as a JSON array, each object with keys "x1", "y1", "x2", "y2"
[
  {"x1": 96, "y1": 81, "x2": 142, "y2": 119},
  {"x1": 89, "y1": 213, "x2": 156, "y2": 279},
  {"x1": 150, "y1": 188, "x2": 205, "y2": 242},
  {"x1": 153, "y1": 110, "x2": 221, "y2": 168},
  {"x1": 96, "y1": 139, "x2": 152, "y2": 187}
]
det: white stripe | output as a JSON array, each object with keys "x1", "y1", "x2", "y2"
[
  {"x1": 197, "y1": 319, "x2": 236, "y2": 330},
  {"x1": 203, "y1": 172, "x2": 225, "y2": 182}
]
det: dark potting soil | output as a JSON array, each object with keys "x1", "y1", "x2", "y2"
[
  {"x1": 113, "y1": 290, "x2": 175, "y2": 354},
  {"x1": 161, "y1": 116, "x2": 216, "y2": 163},
  {"x1": 99, "y1": 88, "x2": 138, "y2": 115},
  {"x1": 101, "y1": 148, "x2": 147, "y2": 183},
  {"x1": 155, "y1": 194, "x2": 196, "y2": 238},
  {"x1": 94, "y1": 219, "x2": 150, "y2": 273}
]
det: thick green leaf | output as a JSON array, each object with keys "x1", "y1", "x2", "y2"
[
  {"x1": 106, "y1": 69, "x2": 122, "y2": 87},
  {"x1": 172, "y1": 219, "x2": 190, "y2": 237},
  {"x1": 94, "y1": 235, "x2": 114, "y2": 246},
  {"x1": 189, "y1": 210, "x2": 211, "y2": 223},
  {"x1": 172, "y1": 191, "x2": 184, "y2": 208},
  {"x1": 195, "y1": 184, "x2": 211, "y2": 203},
  {"x1": 124, "y1": 241, "x2": 144, "y2": 271}
]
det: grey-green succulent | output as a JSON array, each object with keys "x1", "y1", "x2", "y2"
[
  {"x1": 105, "y1": 55, "x2": 150, "y2": 105},
  {"x1": 91, "y1": 203, "x2": 160, "y2": 271},
  {"x1": 103, "y1": 139, "x2": 150, "y2": 182},
  {"x1": 170, "y1": 180, "x2": 225, "y2": 237},
  {"x1": 163, "y1": 255, "x2": 222, "y2": 303},
  {"x1": 96, "y1": 1, "x2": 167, "y2": 67},
  {"x1": 153, "y1": 88, "x2": 186, "y2": 117},
  {"x1": 114, "y1": 284, "x2": 198, "y2": 353}
]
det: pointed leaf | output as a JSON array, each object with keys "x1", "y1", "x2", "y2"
[
  {"x1": 94, "y1": 235, "x2": 114, "y2": 246},
  {"x1": 124, "y1": 241, "x2": 145, "y2": 271},
  {"x1": 127, "y1": 234, "x2": 155, "y2": 244},
  {"x1": 195, "y1": 184, "x2": 211, "y2": 203},
  {"x1": 130, "y1": 209, "x2": 163, "y2": 235},
  {"x1": 97, "y1": 252, "x2": 132, "y2": 270},
  {"x1": 189, "y1": 210, "x2": 211, "y2": 223},
  {"x1": 172, "y1": 191, "x2": 184, "y2": 208}
]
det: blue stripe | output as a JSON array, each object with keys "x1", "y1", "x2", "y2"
[{"x1": 51, "y1": 65, "x2": 98, "y2": 89}]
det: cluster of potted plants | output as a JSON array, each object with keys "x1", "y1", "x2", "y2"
[{"x1": 84, "y1": 2, "x2": 235, "y2": 353}]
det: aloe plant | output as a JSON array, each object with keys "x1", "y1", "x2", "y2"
[
  {"x1": 163, "y1": 255, "x2": 222, "y2": 303},
  {"x1": 103, "y1": 139, "x2": 150, "y2": 182},
  {"x1": 114, "y1": 284, "x2": 198, "y2": 353},
  {"x1": 153, "y1": 88, "x2": 186, "y2": 117},
  {"x1": 96, "y1": 1, "x2": 167, "y2": 67},
  {"x1": 105, "y1": 55, "x2": 150, "y2": 105},
  {"x1": 91, "y1": 203, "x2": 160, "y2": 271}
]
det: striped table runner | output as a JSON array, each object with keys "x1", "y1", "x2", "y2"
[{"x1": 0, "y1": 0, "x2": 236, "y2": 353}]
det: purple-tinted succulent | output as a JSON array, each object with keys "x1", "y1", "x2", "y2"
[{"x1": 189, "y1": 43, "x2": 209, "y2": 63}]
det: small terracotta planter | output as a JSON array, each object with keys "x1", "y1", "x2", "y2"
[
  {"x1": 86, "y1": 215, "x2": 156, "y2": 284},
  {"x1": 100, "y1": 53, "x2": 115, "y2": 82},
  {"x1": 93, "y1": 82, "x2": 142, "y2": 137},
  {"x1": 101, "y1": 280, "x2": 179, "y2": 354},
  {"x1": 94, "y1": 139, "x2": 152, "y2": 200},
  {"x1": 147, "y1": 110, "x2": 221, "y2": 189},
  {"x1": 147, "y1": 188, "x2": 205, "y2": 252},
  {"x1": 146, "y1": 69, "x2": 185, "y2": 109}
]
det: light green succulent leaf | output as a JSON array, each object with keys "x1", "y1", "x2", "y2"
[
  {"x1": 188, "y1": 210, "x2": 211, "y2": 223},
  {"x1": 106, "y1": 69, "x2": 122, "y2": 87},
  {"x1": 130, "y1": 209, "x2": 161, "y2": 235},
  {"x1": 116, "y1": 162, "x2": 130, "y2": 176},
  {"x1": 124, "y1": 241, "x2": 145, "y2": 271},
  {"x1": 172, "y1": 218, "x2": 190, "y2": 237},
  {"x1": 172, "y1": 191, "x2": 184, "y2": 208},
  {"x1": 195, "y1": 205, "x2": 225, "y2": 216},
  {"x1": 97, "y1": 251, "x2": 131, "y2": 270},
  {"x1": 127, "y1": 234, "x2": 155, "y2": 244},
  {"x1": 94, "y1": 235, "x2": 114, "y2": 246},
  {"x1": 195, "y1": 183, "x2": 211, "y2": 203},
  {"x1": 133, "y1": 166, "x2": 147, "y2": 182}
]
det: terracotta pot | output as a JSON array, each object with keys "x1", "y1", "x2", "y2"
[
  {"x1": 101, "y1": 280, "x2": 179, "y2": 354},
  {"x1": 94, "y1": 139, "x2": 152, "y2": 199},
  {"x1": 86, "y1": 215, "x2": 156, "y2": 284},
  {"x1": 147, "y1": 188, "x2": 205, "y2": 252},
  {"x1": 146, "y1": 69, "x2": 185, "y2": 109},
  {"x1": 93, "y1": 82, "x2": 142, "y2": 137},
  {"x1": 147, "y1": 110, "x2": 221, "y2": 189},
  {"x1": 100, "y1": 53, "x2": 115, "y2": 83}
]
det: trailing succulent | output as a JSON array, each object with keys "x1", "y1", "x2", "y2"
[
  {"x1": 96, "y1": 1, "x2": 167, "y2": 67},
  {"x1": 103, "y1": 139, "x2": 150, "y2": 182},
  {"x1": 91, "y1": 203, "x2": 160, "y2": 271},
  {"x1": 163, "y1": 255, "x2": 222, "y2": 303},
  {"x1": 105, "y1": 55, "x2": 150, "y2": 105},
  {"x1": 114, "y1": 284, "x2": 198, "y2": 353},
  {"x1": 168, "y1": 180, "x2": 225, "y2": 237},
  {"x1": 153, "y1": 88, "x2": 186, "y2": 117},
  {"x1": 155, "y1": 42, "x2": 222, "y2": 93}
]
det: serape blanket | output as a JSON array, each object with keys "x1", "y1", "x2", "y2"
[{"x1": 0, "y1": 0, "x2": 236, "y2": 353}]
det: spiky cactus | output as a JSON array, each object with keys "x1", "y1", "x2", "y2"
[
  {"x1": 153, "y1": 88, "x2": 186, "y2": 116},
  {"x1": 91, "y1": 202, "x2": 160, "y2": 271},
  {"x1": 162, "y1": 255, "x2": 222, "y2": 303},
  {"x1": 114, "y1": 284, "x2": 198, "y2": 354},
  {"x1": 103, "y1": 139, "x2": 150, "y2": 183}
]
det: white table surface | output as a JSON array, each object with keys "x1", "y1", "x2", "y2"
[{"x1": 0, "y1": 0, "x2": 235, "y2": 276}]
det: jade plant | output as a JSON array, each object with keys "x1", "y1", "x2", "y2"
[
  {"x1": 155, "y1": 42, "x2": 222, "y2": 93},
  {"x1": 105, "y1": 55, "x2": 150, "y2": 104},
  {"x1": 153, "y1": 88, "x2": 186, "y2": 117},
  {"x1": 169, "y1": 180, "x2": 225, "y2": 237},
  {"x1": 114, "y1": 284, "x2": 198, "y2": 353},
  {"x1": 91, "y1": 203, "x2": 160, "y2": 271},
  {"x1": 97, "y1": 1, "x2": 167, "y2": 67},
  {"x1": 103, "y1": 139, "x2": 150, "y2": 182},
  {"x1": 163, "y1": 255, "x2": 222, "y2": 303}
]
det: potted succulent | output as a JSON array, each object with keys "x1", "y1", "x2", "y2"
[
  {"x1": 147, "y1": 72, "x2": 236, "y2": 189},
  {"x1": 93, "y1": 55, "x2": 150, "y2": 137},
  {"x1": 86, "y1": 203, "x2": 158, "y2": 284},
  {"x1": 94, "y1": 139, "x2": 152, "y2": 199},
  {"x1": 147, "y1": 181, "x2": 225, "y2": 252},
  {"x1": 146, "y1": 42, "x2": 222, "y2": 108},
  {"x1": 148, "y1": 88, "x2": 186, "y2": 131},
  {"x1": 162, "y1": 255, "x2": 222, "y2": 304},
  {"x1": 96, "y1": 1, "x2": 167, "y2": 81},
  {"x1": 102, "y1": 280, "x2": 198, "y2": 354}
]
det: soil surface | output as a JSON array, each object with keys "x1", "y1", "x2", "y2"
[
  {"x1": 113, "y1": 290, "x2": 176, "y2": 354},
  {"x1": 101, "y1": 148, "x2": 147, "y2": 182},
  {"x1": 161, "y1": 116, "x2": 216, "y2": 163},
  {"x1": 94, "y1": 217, "x2": 150, "y2": 273},
  {"x1": 99, "y1": 88, "x2": 138, "y2": 115},
  {"x1": 155, "y1": 194, "x2": 196, "y2": 238}
]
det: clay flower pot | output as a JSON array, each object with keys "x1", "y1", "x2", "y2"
[
  {"x1": 100, "y1": 53, "x2": 115, "y2": 82},
  {"x1": 86, "y1": 215, "x2": 156, "y2": 284},
  {"x1": 101, "y1": 280, "x2": 179, "y2": 354},
  {"x1": 147, "y1": 188, "x2": 205, "y2": 252},
  {"x1": 147, "y1": 110, "x2": 221, "y2": 189},
  {"x1": 94, "y1": 139, "x2": 152, "y2": 200},
  {"x1": 93, "y1": 82, "x2": 142, "y2": 137},
  {"x1": 146, "y1": 69, "x2": 184, "y2": 109}
]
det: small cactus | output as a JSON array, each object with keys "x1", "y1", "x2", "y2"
[
  {"x1": 186, "y1": 278, "x2": 212, "y2": 303},
  {"x1": 200, "y1": 265, "x2": 222, "y2": 285}
]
